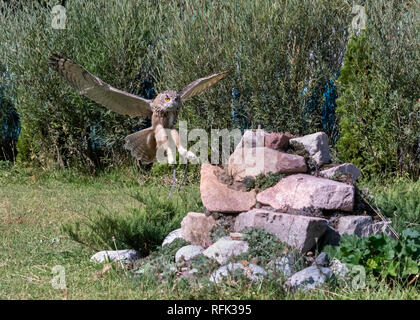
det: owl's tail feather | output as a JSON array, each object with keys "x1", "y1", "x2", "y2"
[{"x1": 124, "y1": 127, "x2": 156, "y2": 165}]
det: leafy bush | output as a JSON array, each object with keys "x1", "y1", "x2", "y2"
[
  {"x1": 336, "y1": 1, "x2": 420, "y2": 178},
  {"x1": 0, "y1": 0, "x2": 352, "y2": 169},
  {"x1": 240, "y1": 227, "x2": 293, "y2": 265},
  {"x1": 62, "y1": 185, "x2": 203, "y2": 256},
  {"x1": 371, "y1": 178, "x2": 420, "y2": 233},
  {"x1": 0, "y1": 0, "x2": 164, "y2": 169},
  {"x1": 324, "y1": 230, "x2": 419, "y2": 283}
]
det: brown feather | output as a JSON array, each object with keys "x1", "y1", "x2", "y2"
[
  {"x1": 124, "y1": 128, "x2": 156, "y2": 164},
  {"x1": 49, "y1": 53, "x2": 153, "y2": 117},
  {"x1": 180, "y1": 71, "x2": 229, "y2": 101}
]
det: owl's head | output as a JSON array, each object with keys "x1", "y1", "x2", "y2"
[{"x1": 153, "y1": 90, "x2": 181, "y2": 112}]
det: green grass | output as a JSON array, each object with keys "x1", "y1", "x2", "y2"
[{"x1": 0, "y1": 163, "x2": 418, "y2": 299}]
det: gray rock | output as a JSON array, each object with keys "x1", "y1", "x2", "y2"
[
  {"x1": 162, "y1": 228, "x2": 184, "y2": 247},
  {"x1": 329, "y1": 258, "x2": 350, "y2": 280},
  {"x1": 256, "y1": 174, "x2": 355, "y2": 212},
  {"x1": 175, "y1": 245, "x2": 204, "y2": 263},
  {"x1": 267, "y1": 255, "x2": 295, "y2": 277},
  {"x1": 319, "y1": 163, "x2": 361, "y2": 182},
  {"x1": 203, "y1": 239, "x2": 249, "y2": 264},
  {"x1": 337, "y1": 215, "x2": 373, "y2": 237},
  {"x1": 319, "y1": 224, "x2": 341, "y2": 246},
  {"x1": 90, "y1": 249, "x2": 140, "y2": 264},
  {"x1": 210, "y1": 263, "x2": 267, "y2": 284},
  {"x1": 286, "y1": 265, "x2": 333, "y2": 291},
  {"x1": 315, "y1": 252, "x2": 329, "y2": 267},
  {"x1": 228, "y1": 147, "x2": 307, "y2": 181},
  {"x1": 360, "y1": 220, "x2": 396, "y2": 239},
  {"x1": 234, "y1": 209, "x2": 328, "y2": 253},
  {"x1": 290, "y1": 132, "x2": 331, "y2": 166}
]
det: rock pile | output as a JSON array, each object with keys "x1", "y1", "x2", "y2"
[
  {"x1": 160, "y1": 129, "x2": 394, "y2": 290},
  {"x1": 92, "y1": 129, "x2": 394, "y2": 291},
  {"x1": 183, "y1": 129, "x2": 392, "y2": 254}
]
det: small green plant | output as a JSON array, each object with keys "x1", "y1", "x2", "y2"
[
  {"x1": 62, "y1": 186, "x2": 203, "y2": 256},
  {"x1": 324, "y1": 229, "x2": 419, "y2": 284},
  {"x1": 253, "y1": 172, "x2": 285, "y2": 192},
  {"x1": 239, "y1": 227, "x2": 292, "y2": 265}
]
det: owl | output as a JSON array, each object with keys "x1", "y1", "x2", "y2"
[{"x1": 49, "y1": 53, "x2": 228, "y2": 165}]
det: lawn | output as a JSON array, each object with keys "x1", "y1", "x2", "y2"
[{"x1": 0, "y1": 163, "x2": 418, "y2": 300}]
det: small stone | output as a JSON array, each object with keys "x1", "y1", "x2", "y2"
[
  {"x1": 360, "y1": 220, "x2": 396, "y2": 239},
  {"x1": 336, "y1": 215, "x2": 373, "y2": 237},
  {"x1": 180, "y1": 212, "x2": 218, "y2": 247},
  {"x1": 290, "y1": 132, "x2": 331, "y2": 166},
  {"x1": 210, "y1": 263, "x2": 267, "y2": 284},
  {"x1": 162, "y1": 228, "x2": 184, "y2": 247},
  {"x1": 175, "y1": 245, "x2": 204, "y2": 263},
  {"x1": 286, "y1": 265, "x2": 333, "y2": 291},
  {"x1": 203, "y1": 239, "x2": 249, "y2": 265},
  {"x1": 267, "y1": 255, "x2": 295, "y2": 277},
  {"x1": 319, "y1": 163, "x2": 361, "y2": 182},
  {"x1": 230, "y1": 232, "x2": 243, "y2": 240},
  {"x1": 90, "y1": 249, "x2": 140, "y2": 264},
  {"x1": 315, "y1": 252, "x2": 329, "y2": 267}
]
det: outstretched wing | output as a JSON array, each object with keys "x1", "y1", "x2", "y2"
[
  {"x1": 49, "y1": 53, "x2": 153, "y2": 117},
  {"x1": 179, "y1": 71, "x2": 228, "y2": 101}
]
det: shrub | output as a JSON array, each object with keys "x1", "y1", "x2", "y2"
[
  {"x1": 370, "y1": 178, "x2": 420, "y2": 233},
  {"x1": 336, "y1": 1, "x2": 420, "y2": 178},
  {"x1": 0, "y1": 0, "x2": 164, "y2": 169},
  {"x1": 0, "y1": 0, "x2": 352, "y2": 169},
  {"x1": 324, "y1": 230, "x2": 419, "y2": 285},
  {"x1": 62, "y1": 185, "x2": 203, "y2": 256}
]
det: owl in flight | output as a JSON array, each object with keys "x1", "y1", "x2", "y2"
[{"x1": 49, "y1": 53, "x2": 228, "y2": 165}]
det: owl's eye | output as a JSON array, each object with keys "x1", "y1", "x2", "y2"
[{"x1": 165, "y1": 97, "x2": 170, "y2": 102}]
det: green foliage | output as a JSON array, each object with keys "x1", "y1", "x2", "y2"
[
  {"x1": 251, "y1": 172, "x2": 285, "y2": 192},
  {"x1": 62, "y1": 186, "x2": 203, "y2": 256},
  {"x1": 371, "y1": 178, "x2": 420, "y2": 233},
  {"x1": 324, "y1": 229, "x2": 420, "y2": 283},
  {"x1": 240, "y1": 227, "x2": 292, "y2": 265},
  {"x1": 0, "y1": 0, "x2": 352, "y2": 169},
  {"x1": 336, "y1": 1, "x2": 420, "y2": 178}
]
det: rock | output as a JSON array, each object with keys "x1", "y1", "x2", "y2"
[
  {"x1": 329, "y1": 258, "x2": 350, "y2": 280},
  {"x1": 265, "y1": 132, "x2": 294, "y2": 151},
  {"x1": 180, "y1": 212, "x2": 217, "y2": 247},
  {"x1": 319, "y1": 163, "x2": 361, "y2": 182},
  {"x1": 162, "y1": 228, "x2": 184, "y2": 247},
  {"x1": 175, "y1": 245, "x2": 204, "y2": 263},
  {"x1": 200, "y1": 164, "x2": 256, "y2": 213},
  {"x1": 234, "y1": 129, "x2": 267, "y2": 152},
  {"x1": 267, "y1": 255, "x2": 295, "y2": 277},
  {"x1": 256, "y1": 174, "x2": 355, "y2": 212},
  {"x1": 286, "y1": 265, "x2": 333, "y2": 291},
  {"x1": 315, "y1": 252, "x2": 329, "y2": 267},
  {"x1": 319, "y1": 224, "x2": 341, "y2": 247},
  {"x1": 203, "y1": 239, "x2": 249, "y2": 264},
  {"x1": 228, "y1": 147, "x2": 307, "y2": 181},
  {"x1": 210, "y1": 263, "x2": 267, "y2": 284},
  {"x1": 336, "y1": 215, "x2": 373, "y2": 237},
  {"x1": 230, "y1": 232, "x2": 243, "y2": 240},
  {"x1": 234, "y1": 209, "x2": 328, "y2": 253},
  {"x1": 90, "y1": 249, "x2": 140, "y2": 264},
  {"x1": 290, "y1": 132, "x2": 331, "y2": 166},
  {"x1": 360, "y1": 220, "x2": 396, "y2": 239}
]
